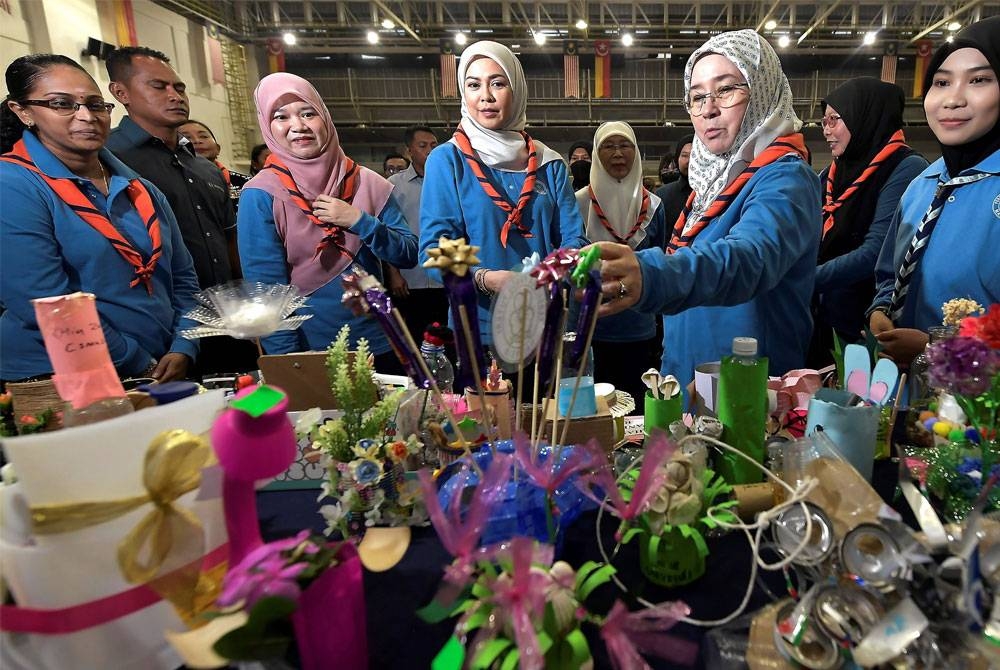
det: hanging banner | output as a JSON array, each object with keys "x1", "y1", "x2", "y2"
[
  {"x1": 266, "y1": 38, "x2": 285, "y2": 73},
  {"x1": 113, "y1": 0, "x2": 138, "y2": 47},
  {"x1": 564, "y1": 40, "x2": 580, "y2": 98},
  {"x1": 594, "y1": 40, "x2": 611, "y2": 99},
  {"x1": 912, "y1": 39, "x2": 934, "y2": 97},
  {"x1": 440, "y1": 38, "x2": 458, "y2": 98}
]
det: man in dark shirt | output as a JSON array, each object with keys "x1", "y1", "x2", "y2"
[
  {"x1": 105, "y1": 46, "x2": 256, "y2": 374},
  {"x1": 655, "y1": 134, "x2": 694, "y2": 234}
]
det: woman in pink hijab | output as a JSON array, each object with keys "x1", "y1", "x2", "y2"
[{"x1": 238, "y1": 73, "x2": 417, "y2": 364}]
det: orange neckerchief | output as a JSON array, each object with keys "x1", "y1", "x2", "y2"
[
  {"x1": 263, "y1": 154, "x2": 359, "y2": 258},
  {"x1": 214, "y1": 160, "x2": 231, "y2": 188},
  {"x1": 453, "y1": 125, "x2": 539, "y2": 247},
  {"x1": 588, "y1": 185, "x2": 650, "y2": 244},
  {"x1": 1, "y1": 140, "x2": 162, "y2": 293},
  {"x1": 667, "y1": 134, "x2": 809, "y2": 253},
  {"x1": 822, "y1": 129, "x2": 908, "y2": 238}
]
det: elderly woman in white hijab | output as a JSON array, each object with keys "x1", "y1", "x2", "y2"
[
  {"x1": 419, "y1": 40, "x2": 587, "y2": 348},
  {"x1": 576, "y1": 122, "x2": 666, "y2": 406},
  {"x1": 590, "y1": 30, "x2": 821, "y2": 391}
]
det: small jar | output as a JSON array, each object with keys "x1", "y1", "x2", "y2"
[{"x1": 908, "y1": 325, "x2": 957, "y2": 404}]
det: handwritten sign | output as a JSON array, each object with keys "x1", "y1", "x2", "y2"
[{"x1": 33, "y1": 292, "x2": 126, "y2": 409}]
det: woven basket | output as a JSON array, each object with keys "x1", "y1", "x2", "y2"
[{"x1": 7, "y1": 379, "x2": 63, "y2": 432}]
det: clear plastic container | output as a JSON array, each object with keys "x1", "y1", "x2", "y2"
[{"x1": 62, "y1": 397, "x2": 134, "y2": 427}]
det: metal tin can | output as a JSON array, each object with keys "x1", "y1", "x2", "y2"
[
  {"x1": 840, "y1": 523, "x2": 904, "y2": 590},
  {"x1": 772, "y1": 502, "x2": 836, "y2": 565},
  {"x1": 773, "y1": 599, "x2": 842, "y2": 669},
  {"x1": 812, "y1": 582, "x2": 885, "y2": 645}
]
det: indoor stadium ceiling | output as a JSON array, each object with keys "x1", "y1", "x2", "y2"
[{"x1": 158, "y1": 0, "x2": 1000, "y2": 55}]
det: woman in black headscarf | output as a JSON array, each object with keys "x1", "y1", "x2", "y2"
[
  {"x1": 567, "y1": 139, "x2": 592, "y2": 189},
  {"x1": 807, "y1": 78, "x2": 928, "y2": 367},
  {"x1": 868, "y1": 16, "x2": 1000, "y2": 366}
]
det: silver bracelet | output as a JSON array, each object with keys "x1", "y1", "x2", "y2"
[{"x1": 474, "y1": 268, "x2": 494, "y2": 297}]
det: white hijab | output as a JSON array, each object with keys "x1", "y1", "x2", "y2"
[
  {"x1": 451, "y1": 41, "x2": 562, "y2": 170},
  {"x1": 684, "y1": 30, "x2": 802, "y2": 230},
  {"x1": 576, "y1": 122, "x2": 661, "y2": 248}
]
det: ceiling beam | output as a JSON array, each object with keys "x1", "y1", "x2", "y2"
[
  {"x1": 909, "y1": 0, "x2": 983, "y2": 41},
  {"x1": 371, "y1": 0, "x2": 424, "y2": 42},
  {"x1": 797, "y1": 0, "x2": 844, "y2": 45}
]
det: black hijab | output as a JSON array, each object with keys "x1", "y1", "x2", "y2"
[
  {"x1": 568, "y1": 140, "x2": 593, "y2": 189},
  {"x1": 823, "y1": 77, "x2": 906, "y2": 194},
  {"x1": 922, "y1": 16, "x2": 1000, "y2": 176}
]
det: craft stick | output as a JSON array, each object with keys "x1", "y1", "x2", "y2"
[
  {"x1": 391, "y1": 310, "x2": 479, "y2": 474},
  {"x1": 887, "y1": 372, "x2": 907, "y2": 451},
  {"x1": 514, "y1": 288, "x2": 528, "y2": 435},
  {"x1": 536, "y1": 291, "x2": 570, "y2": 450},
  {"x1": 557, "y1": 290, "x2": 604, "y2": 450},
  {"x1": 457, "y1": 304, "x2": 500, "y2": 449},
  {"x1": 530, "y1": 337, "x2": 542, "y2": 444}
]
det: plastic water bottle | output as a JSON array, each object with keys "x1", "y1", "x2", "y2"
[
  {"x1": 420, "y1": 327, "x2": 454, "y2": 393},
  {"x1": 715, "y1": 337, "x2": 769, "y2": 484}
]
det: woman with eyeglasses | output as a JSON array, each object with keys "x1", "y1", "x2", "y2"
[
  {"x1": 589, "y1": 30, "x2": 821, "y2": 391},
  {"x1": 420, "y1": 41, "x2": 587, "y2": 356},
  {"x1": 576, "y1": 122, "x2": 666, "y2": 405},
  {"x1": 0, "y1": 54, "x2": 200, "y2": 383},
  {"x1": 807, "y1": 78, "x2": 928, "y2": 368},
  {"x1": 868, "y1": 17, "x2": 1000, "y2": 367}
]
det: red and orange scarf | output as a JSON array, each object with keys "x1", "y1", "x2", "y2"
[
  {"x1": 264, "y1": 153, "x2": 359, "y2": 258},
  {"x1": 453, "y1": 125, "x2": 539, "y2": 247},
  {"x1": 588, "y1": 185, "x2": 651, "y2": 244},
  {"x1": 1, "y1": 139, "x2": 162, "y2": 293},
  {"x1": 667, "y1": 134, "x2": 809, "y2": 253},
  {"x1": 822, "y1": 129, "x2": 908, "y2": 238}
]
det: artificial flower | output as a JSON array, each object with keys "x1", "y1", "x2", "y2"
[
  {"x1": 384, "y1": 440, "x2": 410, "y2": 463},
  {"x1": 513, "y1": 433, "x2": 599, "y2": 498},
  {"x1": 599, "y1": 600, "x2": 697, "y2": 670},
  {"x1": 927, "y1": 336, "x2": 999, "y2": 397},
  {"x1": 645, "y1": 453, "x2": 705, "y2": 534},
  {"x1": 942, "y1": 298, "x2": 985, "y2": 328},
  {"x1": 350, "y1": 458, "x2": 383, "y2": 486},
  {"x1": 960, "y1": 304, "x2": 1000, "y2": 350},
  {"x1": 217, "y1": 530, "x2": 316, "y2": 609}
]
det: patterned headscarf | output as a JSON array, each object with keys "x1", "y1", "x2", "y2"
[{"x1": 684, "y1": 30, "x2": 802, "y2": 227}]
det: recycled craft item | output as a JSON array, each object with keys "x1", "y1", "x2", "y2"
[
  {"x1": 490, "y1": 271, "x2": 547, "y2": 370},
  {"x1": 0, "y1": 390, "x2": 229, "y2": 670},
  {"x1": 642, "y1": 370, "x2": 682, "y2": 436},
  {"x1": 180, "y1": 281, "x2": 312, "y2": 339}
]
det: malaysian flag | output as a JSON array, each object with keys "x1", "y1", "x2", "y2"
[
  {"x1": 564, "y1": 40, "x2": 580, "y2": 98},
  {"x1": 881, "y1": 41, "x2": 898, "y2": 84},
  {"x1": 440, "y1": 38, "x2": 458, "y2": 98}
]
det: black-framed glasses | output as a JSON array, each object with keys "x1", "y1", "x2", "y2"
[
  {"x1": 19, "y1": 98, "x2": 115, "y2": 115},
  {"x1": 598, "y1": 141, "x2": 636, "y2": 154},
  {"x1": 684, "y1": 82, "x2": 750, "y2": 116},
  {"x1": 820, "y1": 114, "x2": 843, "y2": 129}
]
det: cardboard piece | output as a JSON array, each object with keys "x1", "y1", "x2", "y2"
[
  {"x1": 258, "y1": 352, "x2": 339, "y2": 411},
  {"x1": 524, "y1": 396, "x2": 615, "y2": 449}
]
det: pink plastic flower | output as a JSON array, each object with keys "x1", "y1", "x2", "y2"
[
  {"x1": 513, "y1": 433, "x2": 600, "y2": 498},
  {"x1": 600, "y1": 599, "x2": 698, "y2": 670},
  {"x1": 576, "y1": 435, "x2": 675, "y2": 527},
  {"x1": 217, "y1": 530, "x2": 317, "y2": 609},
  {"x1": 483, "y1": 538, "x2": 553, "y2": 670},
  {"x1": 417, "y1": 453, "x2": 512, "y2": 586}
]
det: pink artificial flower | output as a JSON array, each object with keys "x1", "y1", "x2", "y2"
[
  {"x1": 600, "y1": 599, "x2": 698, "y2": 670},
  {"x1": 576, "y1": 435, "x2": 675, "y2": 529},
  {"x1": 483, "y1": 538, "x2": 553, "y2": 670},
  {"x1": 513, "y1": 433, "x2": 600, "y2": 498},
  {"x1": 417, "y1": 453, "x2": 512, "y2": 586},
  {"x1": 217, "y1": 530, "x2": 317, "y2": 609}
]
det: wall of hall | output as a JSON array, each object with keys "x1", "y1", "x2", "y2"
[{"x1": 1, "y1": 0, "x2": 259, "y2": 170}]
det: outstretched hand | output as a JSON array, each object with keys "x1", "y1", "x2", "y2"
[{"x1": 584, "y1": 241, "x2": 642, "y2": 317}]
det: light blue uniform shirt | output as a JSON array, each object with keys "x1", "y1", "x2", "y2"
[{"x1": 388, "y1": 164, "x2": 440, "y2": 289}]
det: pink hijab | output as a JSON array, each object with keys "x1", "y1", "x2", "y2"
[{"x1": 246, "y1": 72, "x2": 393, "y2": 293}]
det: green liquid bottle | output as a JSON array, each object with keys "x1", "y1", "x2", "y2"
[{"x1": 715, "y1": 337, "x2": 769, "y2": 484}]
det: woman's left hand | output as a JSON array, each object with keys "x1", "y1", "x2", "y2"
[
  {"x1": 312, "y1": 194, "x2": 362, "y2": 228},
  {"x1": 151, "y1": 353, "x2": 191, "y2": 382},
  {"x1": 587, "y1": 241, "x2": 642, "y2": 317}
]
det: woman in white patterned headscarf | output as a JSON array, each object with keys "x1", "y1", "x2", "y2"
[
  {"x1": 575, "y1": 122, "x2": 666, "y2": 405},
  {"x1": 589, "y1": 29, "x2": 822, "y2": 392}
]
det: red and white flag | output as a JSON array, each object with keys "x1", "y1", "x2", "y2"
[
  {"x1": 440, "y1": 38, "x2": 458, "y2": 98},
  {"x1": 564, "y1": 40, "x2": 580, "y2": 98}
]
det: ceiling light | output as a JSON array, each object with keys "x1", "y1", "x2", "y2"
[
  {"x1": 777, "y1": 35, "x2": 790, "y2": 48},
  {"x1": 533, "y1": 31, "x2": 546, "y2": 46},
  {"x1": 282, "y1": 32, "x2": 296, "y2": 46},
  {"x1": 946, "y1": 35, "x2": 955, "y2": 43},
  {"x1": 621, "y1": 33, "x2": 634, "y2": 47},
  {"x1": 455, "y1": 32, "x2": 467, "y2": 45},
  {"x1": 947, "y1": 21, "x2": 961, "y2": 31},
  {"x1": 366, "y1": 30, "x2": 379, "y2": 44},
  {"x1": 576, "y1": 19, "x2": 588, "y2": 30},
  {"x1": 764, "y1": 19, "x2": 777, "y2": 31},
  {"x1": 863, "y1": 31, "x2": 877, "y2": 46},
  {"x1": 381, "y1": 18, "x2": 394, "y2": 29}
]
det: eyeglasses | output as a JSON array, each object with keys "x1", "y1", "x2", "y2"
[
  {"x1": 19, "y1": 98, "x2": 115, "y2": 116},
  {"x1": 684, "y1": 82, "x2": 750, "y2": 116},
  {"x1": 598, "y1": 141, "x2": 636, "y2": 154},
  {"x1": 820, "y1": 114, "x2": 843, "y2": 129},
  {"x1": 385, "y1": 165, "x2": 406, "y2": 175}
]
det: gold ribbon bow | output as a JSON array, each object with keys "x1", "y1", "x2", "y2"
[
  {"x1": 423, "y1": 236, "x2": 482, "y2": 277},
  {"x1": 29, "y1": 429, "x2": 221, "y2": 624}
]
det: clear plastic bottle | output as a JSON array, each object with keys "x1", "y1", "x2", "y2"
[
  {"x1": 420, "y1": 332, "x2": 454, "y2": 394},
  {"x1": 62, "y1": 397, "x2": 134, "y2": 427}
]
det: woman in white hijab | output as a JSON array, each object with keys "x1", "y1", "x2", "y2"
[
  {"x1": 576, "y1": 122, "x2": 666, "y2": 405},
  {"x1": 591, "y1": 30, "x2": 822, "y2": 391},
  {"x1": 419, "y1": 40, "x2": 587, "y2": 350}
]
